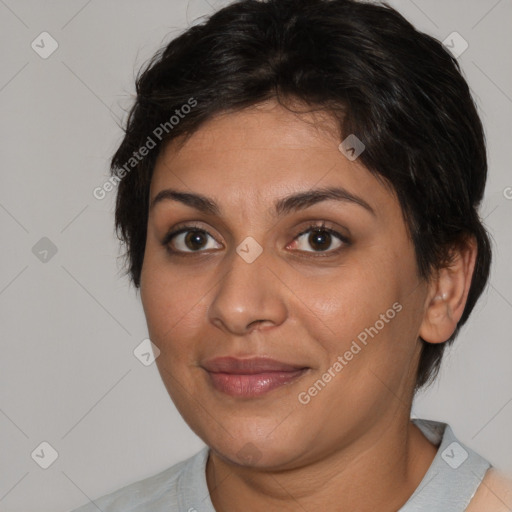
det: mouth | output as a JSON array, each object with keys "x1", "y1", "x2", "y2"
[{"x1": 201, "y1": 356, "x2": 310, "y2": 398}]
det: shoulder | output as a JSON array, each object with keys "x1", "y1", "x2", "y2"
[
  {"x1": 406, "y1": 419, "x2": 510, "y2": 512},
  {"x1": 466, "y1": 468, "x2": 512, "y2": 512},
  {"x1": 68, "y1": 450, "x2": 204, "y2": 512}
]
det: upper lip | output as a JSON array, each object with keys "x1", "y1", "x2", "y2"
[{"x1": 201, "y1": 357, "x2": 308, "y2": 374}]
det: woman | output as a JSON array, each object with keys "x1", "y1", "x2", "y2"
[{"x1": 73, "y1": 0, "x2": 512, "y2": 510}]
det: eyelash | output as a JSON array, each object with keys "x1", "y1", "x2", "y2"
[{"x1": 162, "y1": 221, "x2": 350, "y2": 257}]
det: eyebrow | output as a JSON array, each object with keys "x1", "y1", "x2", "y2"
[{"x1": 149, "y1": 186, "x2": 375, "y2": 217}]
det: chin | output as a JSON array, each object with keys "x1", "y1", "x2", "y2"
[{"x1": 204, "y1": 418, "x2": 310, "y2": 469}]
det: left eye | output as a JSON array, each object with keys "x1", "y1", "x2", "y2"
[
  {"x1": 290, "y1": 226, "x2": 348, "y2": 253},
  {"x1": 163, "y1": 224, "x2": 348, "y2": 255}
]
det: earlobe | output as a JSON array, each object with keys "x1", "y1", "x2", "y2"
[{"x1": 419, "y1": 237, "x2": 478, "y2": 344}]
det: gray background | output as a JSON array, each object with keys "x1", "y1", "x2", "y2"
[{"x1": 0, "y1": 0, "x2": 511, "y2": 511}]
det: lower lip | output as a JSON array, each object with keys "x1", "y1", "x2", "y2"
[{"x1": 206, "y1": 369, "x2": 308, "y2": 397}]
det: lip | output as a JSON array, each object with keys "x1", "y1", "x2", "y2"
[
  {"x1": 201, "y1": 357, "x2": 309, "y2": 398},
  {"x1": 202, "y1": 356, "x2": 307, "y2": 374}
]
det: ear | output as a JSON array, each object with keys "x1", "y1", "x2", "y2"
[{"x1": 419, "y1": 236, "x2": 478, "y2": 344}]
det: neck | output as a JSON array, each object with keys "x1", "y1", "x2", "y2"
[{"x1": 206, "y1": 416, "x2": 438, "y2": 512}]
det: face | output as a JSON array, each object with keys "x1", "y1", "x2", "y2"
[{"x1": 140, "y1": 99, "x2": 429, "y2": 470}]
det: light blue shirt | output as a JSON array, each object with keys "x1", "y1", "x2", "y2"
[{"x1": 70, "y1": 418, "x2": 491, "y2": 511}]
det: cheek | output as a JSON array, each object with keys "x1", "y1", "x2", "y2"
[
  {"x1": 299, "y1": 251, "x2": 420, "y2": 388},
  {"x1": 303, "y1": 260, "x2": 399, "y2": 338},
  {"x1": 140, "y1": 254, "x2": 208, "y2": 358}
]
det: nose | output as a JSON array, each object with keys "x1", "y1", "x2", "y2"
[{"x1": 207, "y1": 246, "x2": 288, "y2": 335}]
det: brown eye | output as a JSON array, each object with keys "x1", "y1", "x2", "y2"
[
  {"x1": 183, "y1": 230, "x2": 209, "y2": 251},
  {"x1": 308, "y1": 229, "x2": 334, "y2": 251},
  {"x1": 291, "y1": 224, "x2": 349, "y2": 254},
  {"x1": 163, "y1": 227, "x2": 222, "y2": 253}
]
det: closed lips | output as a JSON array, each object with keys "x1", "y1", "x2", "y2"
[{"x1": 201, "y1": 357, "x2": 308, "y2": 374}]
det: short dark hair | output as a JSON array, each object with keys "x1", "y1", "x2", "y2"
[{"x1": 111, "y1": 0, "x2": 492, "y2": 390}]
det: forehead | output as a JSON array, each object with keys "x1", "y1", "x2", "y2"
[
  {"x1": 174, "y1": 100, "x2": 341, "y2": 149},
  {"x1": 150, "y1": 101, "x2": 394, "y2": 216}
]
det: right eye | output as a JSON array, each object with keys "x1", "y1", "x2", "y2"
[{"x1": 162, "y1": 226, "x2": 223, "y2": 254}]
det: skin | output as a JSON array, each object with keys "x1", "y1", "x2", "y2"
[{"x1": 139, "y1": 98, "x2": 477, "y2": 511}]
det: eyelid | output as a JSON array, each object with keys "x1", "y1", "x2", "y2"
[
  {"x1": 294, "y1": 221, "x2": 350, "y2": 243},
  {"x1": 162, "y1": 221, "x2": 350, "y2": 255},
  {"x1": 288, "y1": 221, "x2": 350, "y2": 256},
  {"x1": 161, "y1": 222, "x2": 222, "y2": 247}
]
